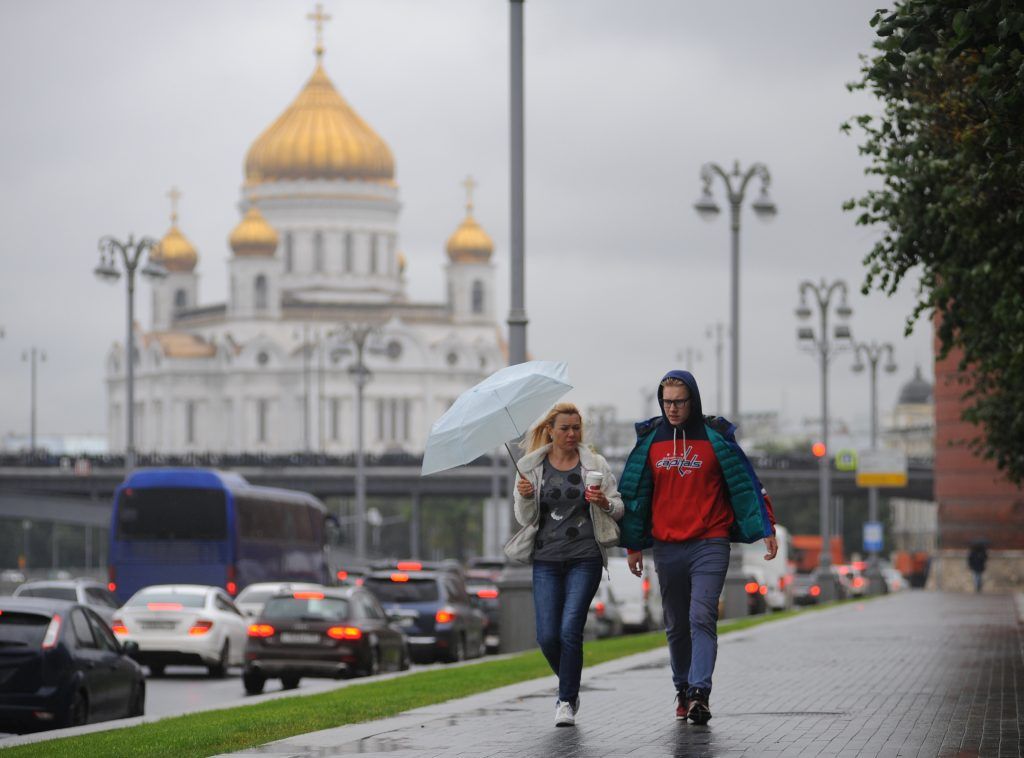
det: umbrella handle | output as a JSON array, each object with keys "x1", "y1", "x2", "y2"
[{"x1": 504, "y1": 443, "x2": 526, "y2": 480}]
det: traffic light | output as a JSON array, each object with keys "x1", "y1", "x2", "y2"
[{"x1": 811, "y1": 442, "x2": 827, "y2": 458}]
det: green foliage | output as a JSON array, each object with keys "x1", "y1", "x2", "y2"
[{"x1": 843, "y1": 0, "x2": 1024, "y2": 483}]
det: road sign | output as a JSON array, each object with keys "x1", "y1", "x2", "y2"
[
  {"x1": 856, "y1": 448, "x2": 908, "y2": 488},
  {"x1": 863, "y1": 521, "x2": 883, "y2": 552},
  {"x1": 835, "y1": 449, "x2": 858, "y2": 471}
]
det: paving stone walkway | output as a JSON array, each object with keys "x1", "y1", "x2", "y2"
[{"x1": 221, "y1": 592, "x2": 1022, "y2": 758}]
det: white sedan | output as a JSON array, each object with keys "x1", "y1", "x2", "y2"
[
  {"x1": 112, "y1": 585, "x2": 248, "y2": 677},
  {"x1": 235, "y1": 582, "x2": 326, "y2": 618}
]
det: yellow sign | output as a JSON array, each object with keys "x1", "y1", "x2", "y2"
[{"x1": 856, "y1": 449, "x2": 908, "y2": 488}]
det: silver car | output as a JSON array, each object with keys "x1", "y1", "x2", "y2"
[{"x1": 13, "y1": 579, "x2": 121, "y2": 624}]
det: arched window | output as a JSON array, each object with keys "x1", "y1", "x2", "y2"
[
  {"x1": 284, "y1": 232, "x2": 294, "y2": 273},
  {"x1": 174, "y1": 289, "x2": 187, "y2": 310},
  {"x1": 471, "y1": 280, "x2": 485, "y2": 314},
  {"x1": 313, "y1": 231, "x2": 324, "y2": 272},
  {"x1": 254, "y1": 275, "x2": 268, "y2": 310}
]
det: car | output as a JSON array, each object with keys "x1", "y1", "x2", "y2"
[
  {"x1": 363, "y1": 568, "x2": 487, "y2": 663},
  {"x1": 0, "y1": 597, "x2": 145, "y2": 733},
  {"x1": 882, "y1": 567, "x2": 906, "y2": 592},
  {"x1": 112, "y1": 584, "x2": 249, "y2": 677},
  {"x1": 742, "y1": 524, "x2": 794, "y2": 611},
  {"x1": 836, "y1": 565, "x2": 867, "y2": 598},
  {"x1": 586, "y1": 580, "x2": 625, "y2": 639},
  {"x1": 242, "y1": 586, "x2": 410, "y2": 694},
  {"x1": 605, "y1": 554, "x2": 663, "y2": 632},
  {"x1": 791, "y1": 573, "x2": 821, "y2": 606},
  {"x1": 465, "y1": 576, "x2": 501, "y2": 653},
  {"x1": 235, "y1": 582, "x2": 326, "y2": 618},
  {"x1": 13, "y1": 579, "x2": 121, "y2": 625},
  {"x1": 743, "y1": 568, "x2": 769, "y2": 615}
]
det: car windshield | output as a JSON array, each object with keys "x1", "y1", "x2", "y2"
[
  {"x1": 261, "y1": 596, "x2": 350, "y2": 620},
  {"x1": 126, "y1": 591, "x2": 206, "y2": 608},
  {"x1": 0, "y1": 611, "x2": 51, "y2": 647},
  {"x1": 364, "y1": 577, "x2": 439, "y2": 602},
  {"x1": 17, "y1": 587, "x2": 77, "y2": 601}
]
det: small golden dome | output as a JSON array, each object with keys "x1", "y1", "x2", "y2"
[
  {"x1": 153, "y1": 225, "x2": 198, "y2": 273},
  {"x1": 397, "y1": 251, "x2": 407, "y2": 274},
  {"x1": 446, "y1": 177, "x2": 493, "y2": 263},
  {"x1": 229, "y1": 206, "x2": 279, "y2": 257},
  {"x1": 245, "y1": 64, "x2": 395, "y2": 184}
]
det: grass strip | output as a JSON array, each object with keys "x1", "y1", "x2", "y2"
[{"x1": 1, "y1": 597, "x2": 865, "y2": 758}]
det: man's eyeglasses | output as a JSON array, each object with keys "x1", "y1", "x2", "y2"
[{"x1": 663, "y1": 398, "x2": 691, "y2": 408}]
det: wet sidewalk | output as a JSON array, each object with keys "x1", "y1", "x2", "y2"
[{"x1": 221, "y1": 592, "x2": 1022, "y2": 758}]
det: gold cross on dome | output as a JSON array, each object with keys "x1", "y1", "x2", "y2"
[
  {"x1": 167, "y1": 186, "x2": 182, "y2": 223},
  {"x1": 307, "y1": 3, "x2": 332, "y2": 59},
  {"x1": 462, "y1": 175, "x2": 477, "y2": 215}
]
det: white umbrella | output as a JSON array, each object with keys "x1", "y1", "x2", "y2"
[{"x1": 421, "y1": 360, "x2": 572, "y2": 476}]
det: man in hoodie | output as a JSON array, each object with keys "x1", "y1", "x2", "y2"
[{"x1": 617, "y1": 370, "x2": 777, "y2": 724}]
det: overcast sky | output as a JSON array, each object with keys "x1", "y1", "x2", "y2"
[{"x1": 0, "y1": 0, "x2": 933, "y2": 445}]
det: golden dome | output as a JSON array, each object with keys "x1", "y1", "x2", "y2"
[
  {"x1": 153, "y1": 225, "x2": 198, "y2": 273},
  {"x1": 446, "y1": 177, "x2": 493, "y2": 263},
  {"x1": 229, "y1": 206, "x2": 279, "y2": 257},
  {"x1": 244, "y1": 63, "x2": 395, "y2": 185},
  {"x1": 397, "y1": 251, "x2": 407, "y2": 275}
]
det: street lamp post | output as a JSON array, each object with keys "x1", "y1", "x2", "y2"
[
  {"x1": 694, "y1": 161, "x2": 776, "y2": 618},
  {"x1": 94, "y1": 236, "x2": 167, "y2": 471},
  {"x1": 852, "y1": 339, "x2": 897, "y2": 595},
  {"x1": 693, "y1": 160, "x2": 777, "y2": 423},
  {"x1": 508, "y1": 0, "x2": 527, "y2": 367},
  {"x1": 331, "y1": 324, "x2": 383, "y2": 562},
  {"x1": 21, "y1": 347, "x2": 46, "y2": 453},
  {"x1": 795, "y1": 279, "x2": 853, "y2": 601},
  {"x1": 706, "y1": 322, "x2": 725, "y2": 414}
]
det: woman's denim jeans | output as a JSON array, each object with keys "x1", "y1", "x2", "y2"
[
  {"x1": 653, "y1": 538, "x2": 730, "y2": 695},
  {"x1": 532, "y1": 557, "x2": 603, "y2": 703}
]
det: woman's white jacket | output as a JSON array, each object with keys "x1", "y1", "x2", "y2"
[{"x1": 507, "y1": 444, "x2": 624, "y2": 565}]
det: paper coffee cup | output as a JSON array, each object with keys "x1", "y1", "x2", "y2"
[{"x1": 585, "y1": 471, "x2": 604, "y2": 489}]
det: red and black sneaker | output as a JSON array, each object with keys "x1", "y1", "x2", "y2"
[
  {"x1": 675, "y1": 691, "x2": 688, "y2": 721},
  {"x1": 686, "y1": 690, "x2": 712, "y2": 725}
]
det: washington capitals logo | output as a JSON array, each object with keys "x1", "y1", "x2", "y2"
[{"x1": 656, "y1": 447, "x2": 703, "y2": 477}]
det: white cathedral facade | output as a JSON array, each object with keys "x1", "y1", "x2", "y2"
[{"x1": 105, "y1": 39, "x2": 503, "y2": 456}]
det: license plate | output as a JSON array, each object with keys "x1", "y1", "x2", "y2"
[
  {"x1": 280, "y1": 632, "x2": 320, "y2": 645},
  {"x1": 140, "y1": 621, "x2": 177, "y2": 630},
  {"x1": 397, "y1": 617, "x2": 415, "y2": 628}
]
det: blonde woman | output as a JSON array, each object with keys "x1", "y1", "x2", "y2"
[{"x1": 508, "y1": 402, "x2": 624, "y2": 727}]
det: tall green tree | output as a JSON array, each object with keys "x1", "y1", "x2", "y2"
[{"x1": 844, "y1": 0, "x2": 1024, "y2": 483}]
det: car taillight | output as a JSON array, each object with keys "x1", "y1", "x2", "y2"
[
  {"x1": 148, "y1": 603, "x2": 183, "y2": 611},
  {"x1": 641, "y1": 577, "x2": 651, "y2": 599},
  {"x1": 248, "y1": 624, "x2": 274, "y2": 637},
  {"x1": 226, "y1": 582, "x2": 238, "y2": 595},
  {"x1": 189, "y1": 620, "x2": 214, "y2": 636},
  {"x1": 41, "y1": 614, "x2": 61, "y2": 649},
  {"x1": 111, "y1": 619, "x2": 128, "y2": 635},
  {"x1": 336, "y1": 570, "x2": 349, "y2": 581},
  {"x1": 809, "y1": 585, "x2": 821, "y2": 597},
  {"x1": 226, "y1": 565, "x2": 237, "y2": 596},
  {"x1": 108, "y1": 565, "x2": 117, "y2": 593},
  {"x1": 594, "y1": 601, "x2": 606, "y2": 618},
  {"x1": 294, "y1": 591, "x2": 325, "y2": 600},
  {"x1": 759, "y1": 585, "x2": 768, "y2": 596},
  {"x1": 396, "y1": 561, "x2": 422, "y2": 571},
  {"x1": 391, "y1": 573, "x2": 409, "y2": 583},
  {"x1": 326, "y1": 626, "x2": 362, "y2": 640},
  {"x1": 476, "y1": 589, "x2": 498, "y2": 599},
  {"x1": 852, "y1": 577, "x2": 865, "y2": 589},
  {"x1": 744, "y1": 582, "x2": 759, "y2": 594},
  {"x1": 435, "y1": 609, "x2": 456, "y2": 624}
]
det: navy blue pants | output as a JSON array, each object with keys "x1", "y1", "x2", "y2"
[
  {"x1": 653, "y1": 538, "x2": 730, "y2": 694},
  {"x1": 532, "y1": 557, "x2": 603, "y2": 703}
]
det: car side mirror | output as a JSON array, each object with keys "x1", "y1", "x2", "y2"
[{"x1": 121, "y1": 640, "x2": 140, "y2": 658}]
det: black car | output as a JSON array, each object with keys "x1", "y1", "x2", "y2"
[
  {"x1": 363, "y1": 568, "x2": 487, "y2": 663},
  {"x1": 242, "y1": 587, "x2": 409, "y2": 694},
  {"x1": 0, "y1": 597, "x2": 145, "y2": 733},
  {"x1": 465, "y1": 574, "x2": 501, "y2": 653}
]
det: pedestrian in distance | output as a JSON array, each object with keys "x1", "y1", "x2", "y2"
[
  {"x1": 967, "y1": 541, "x2": 988, "y2": 593},
  {"x1": 505, "y1": 402, "x2": 624, "y2": 727},
  {"x1": 618, "y1": 371, "x2": 778, "y2": 725}
]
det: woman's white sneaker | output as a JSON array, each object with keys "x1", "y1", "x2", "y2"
[{"x1": 554, "y1": 700, "x2": 576, "y2": 726}]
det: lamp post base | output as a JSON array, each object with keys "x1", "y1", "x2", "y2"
[{"x1": 720, "y1": 544, "x2": 748, "y2": 620}]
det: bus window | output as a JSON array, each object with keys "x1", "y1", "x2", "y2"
[
  {"x1": 291, "y1": 504, "x2": 314, "y2": 543},
  {"x1": 117, "y1": 488, "x2": 227, "y2": 541}
]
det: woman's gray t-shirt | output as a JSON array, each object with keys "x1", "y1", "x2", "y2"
[{"x1": 532, "y1": 458, "x2": 601, "y2": 562}]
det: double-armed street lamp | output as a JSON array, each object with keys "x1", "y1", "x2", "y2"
[
  {"x1": 852, "y1": 339, "x2": 897, "y2": 595},
  {"x1": 329, "y1": 323, "x2": 385, "y2": 561},
  {"x1": 693, "y1": 160, "x2": 777, "y2": 422},
  {"x1": 795, "y1": 279, "x2": 853, "y2": 601},
  {"x1": 694, "y1": 161, "x2": 776, "y2": 618},
  {"x1": 94, "y1": 236, "x2": 167, "y2": 471}
]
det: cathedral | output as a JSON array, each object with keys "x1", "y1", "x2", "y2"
[{"x1": 104, "y1": 17, "x2": 503, "y2": 456}]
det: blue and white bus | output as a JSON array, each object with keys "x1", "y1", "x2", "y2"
[{"x1": 108, "y1": 468, "x2": 331, "y2": 602}]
